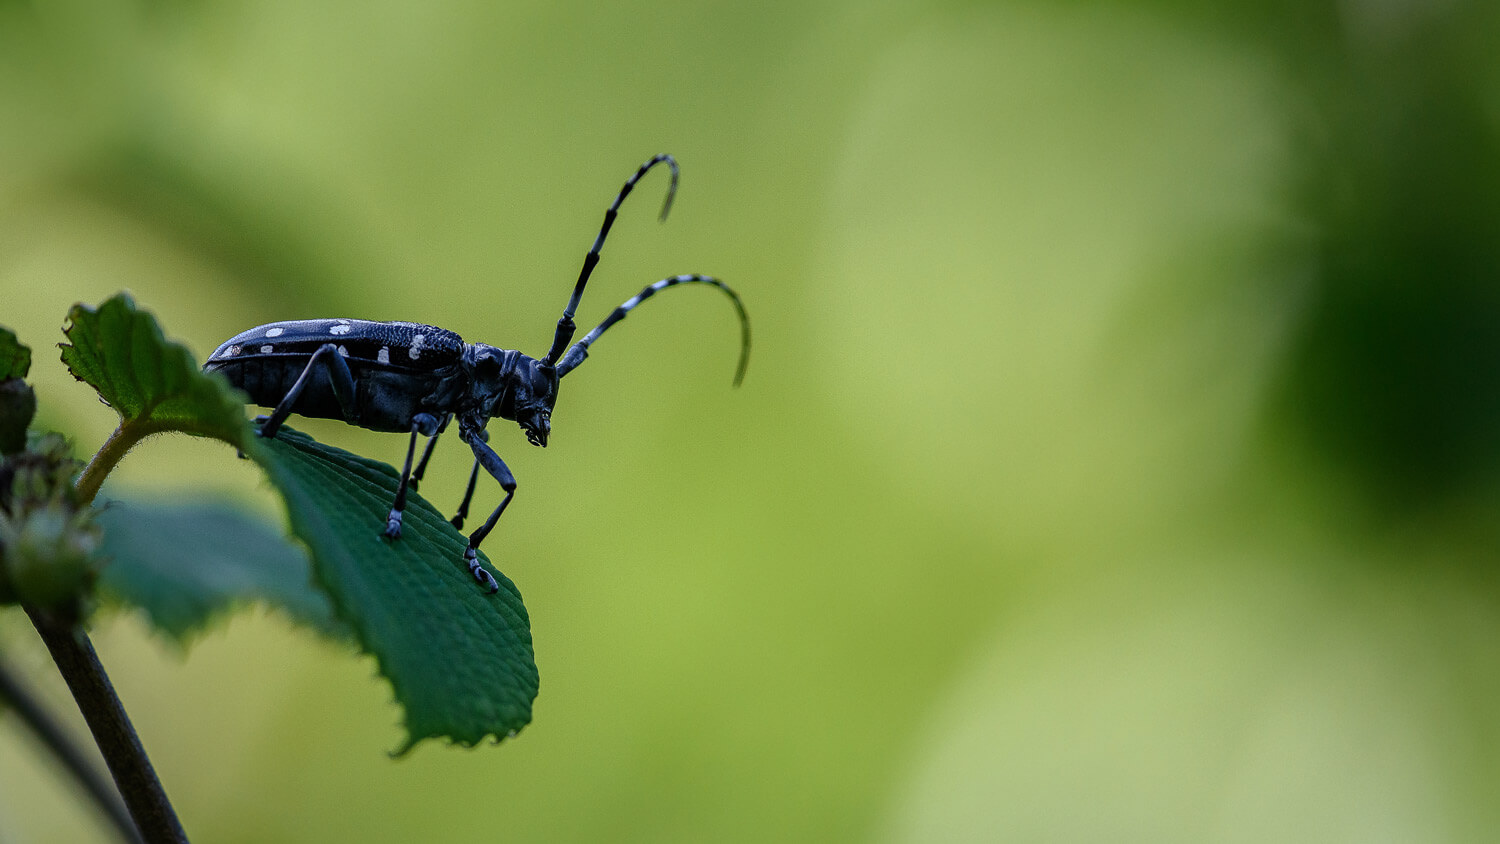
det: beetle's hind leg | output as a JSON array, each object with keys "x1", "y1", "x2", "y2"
[
  {"x1": 385, "y1": 412, "x2": 443, "y2": 540},
  {"x1": 256, "y1": 343, "x2": 358, "y2": 440}
]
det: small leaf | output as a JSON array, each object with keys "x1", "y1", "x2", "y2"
[
  {"x1": 0, "y1": 380, "x2": 36, "y2": 456},
  {"x1": 0, "y1": 326, "x2": 36, "y2": 455},
  {"x1": 0, "y1": 326, "x2": 30, "y2": 380},
  {"x1": 96, "y1": 499, "x2": 341, "y2": 642},
  {"x1": 248, "y1": 427, "x2": 538, "y2": 751},
  {"x1": 59, "y1": 294, "x2": 250, "y2": 447}
]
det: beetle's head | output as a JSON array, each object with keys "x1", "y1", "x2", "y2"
[
  {"x1": 514, "y1": 361, "x2": 558, "y2": 447},
  {"x1": 467, "y1": 345, "x2": 558, "y2": 447}
]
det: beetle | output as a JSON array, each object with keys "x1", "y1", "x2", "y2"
[{"x1": 203, "y1": 154, "x2": 749, "y2": 592}]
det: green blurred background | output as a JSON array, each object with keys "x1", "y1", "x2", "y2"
[{"x1": 6, "y1": 0, "x2": 1500, "y2": 840}]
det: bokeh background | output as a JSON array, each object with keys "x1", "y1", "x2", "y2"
[{"x1": 5, "y1": 0, "x2": 1500, "y2": 840}]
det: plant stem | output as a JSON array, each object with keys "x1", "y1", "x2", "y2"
[
  {"x1": 74, "y1": 424, "x2": 150, "y2": 506},
  {"x1": 24, "y1": 604, "x2": 187, "y2": 844},
  {"x1": 0, "y1": 655, "x2": 143, "y2": 844}
]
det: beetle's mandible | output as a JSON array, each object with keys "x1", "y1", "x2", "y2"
[{"x1": 203, "y1": 155, "x2": 750, "y2": 592}]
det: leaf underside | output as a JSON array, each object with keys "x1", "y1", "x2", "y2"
[{"x1": 96, "y1": 499, "x2": 341, "y2": 642}]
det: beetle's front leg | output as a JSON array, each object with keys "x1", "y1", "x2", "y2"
[
  {"x1": 459, "y1": 429, "x2": 516, "y2": 593},
  {"x1": 384, "y1": 413, "x2": 443, "y2": 540},
  {"x1": 258, "y1": 343, "x2": 358, "y2": 439}
]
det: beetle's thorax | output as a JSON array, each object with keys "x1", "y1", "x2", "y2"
[{"x1": 459, "y1": 344, "x2": 558, "y2": 446}]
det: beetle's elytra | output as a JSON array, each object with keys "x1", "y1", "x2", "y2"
[
  {"x1": 204, "y1": 155, "x2": 750, "y2": 592},
  {"x1": 208, "y1": 320, "x2": 467, "y2": 434}
]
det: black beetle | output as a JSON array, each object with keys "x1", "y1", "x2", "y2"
[{"x1": 204, "y1": 155, "x2": 749, "y2": 591}]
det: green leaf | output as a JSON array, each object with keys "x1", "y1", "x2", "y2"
[
  {"x1": 96, "y1": 498, "x2": 342, "y2": 642},
  {"x1": 59, "y1": 293, "x2": 250, "y2": 448},
  {"x1": 0, "y1": 326, "x2": 30, "y2": 380},
  {"x1": 248, "y1": 427, "x2": 538, "y2": 751},
  {"x1": 0, "y1": 326, "x2": 36, "y2": 455}
]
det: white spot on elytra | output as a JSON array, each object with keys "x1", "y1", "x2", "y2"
[
  {"x1": 265, "y1": 327, "x2": 284, "y2": 338},
  {"x1": 259, "y1": 344, "x2": 273, "y2": 354},
  {"x1": 225, "y1": 345, "x2": 241, "y2": 357},
  {"x1": 410, "y1": 334, "x2": 425, "y2": 360},
  {"x1": 329, "y1": 323, "x2": 352, "y2": 335},
  {"x1": 378, "y1": 346, "x2": 390, "y2": 364}
]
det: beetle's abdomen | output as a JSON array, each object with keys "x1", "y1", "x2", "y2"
[{"x1": 204, "y1": 319, "x2": 467, "y2": 432}]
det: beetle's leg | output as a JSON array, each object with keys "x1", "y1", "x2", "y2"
[
  {"x1": 458, "y1": 431, "x2": 516, "y2": 593},
  {"x1": 384, "y1": 413, "x2": 442, "y2": 540},
  {"x1": 543, "y1": 154, "x2": 680, "y2": 366},
  {"x1": 259, "y1": 343, "x2": 358, "y2": 439},
  {"x1": 447, "y1": 428, "x2": 486, "y2": 529},
  {"x1": 409, "y1": 428, "x2": 443, "y2": 492},
  {"x1": 450, "y1": 458, "x2": 481, "y2": 530}
]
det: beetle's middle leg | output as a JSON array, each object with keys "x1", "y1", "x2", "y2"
[
  {"x1": 408, "y1": 412, "x2": 452, "y2": 492},
  {"x1": 458, "y1": 430, "x2": 515, "y2": 593},
  {"x1": 385, "y1": 412, "x2": 443, "y2": 540},
  {"x1": 449, "y1": 458, "x2": 481, "y2": 530},
  {"x1": 258, "y1": 343, "x2": 357, "y2": 439}
]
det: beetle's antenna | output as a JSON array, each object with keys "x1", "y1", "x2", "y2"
[
  {"x1": 542, "y1": 154, "x2": 679, "y2": 367},
  {"x1": 555, "y1": 274, "x2": 750, "y2": 386}
]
